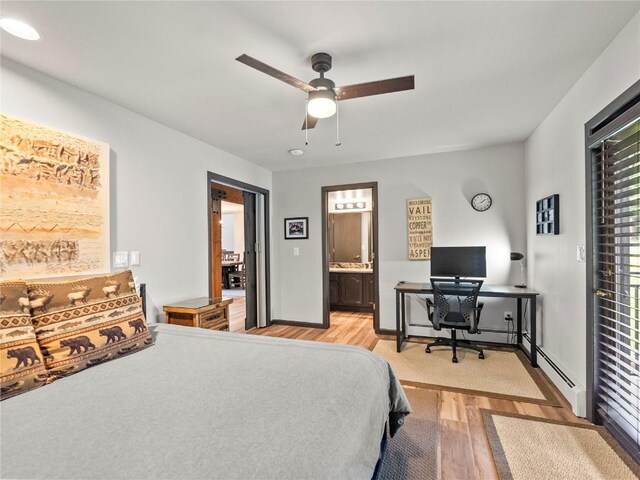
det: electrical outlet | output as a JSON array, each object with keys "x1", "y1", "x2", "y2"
[{"x1": 504, "y1": 311, "x2": 513, "y2": 321}]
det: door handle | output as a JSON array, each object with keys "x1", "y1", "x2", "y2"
[{"x1": 596, "y1": 290, "x2": 612, "y2": 299}]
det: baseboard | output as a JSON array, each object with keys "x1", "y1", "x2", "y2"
[
  {"x1": 331, "y1": 305, "x2": 374, "y2": 313},
  {"x1": 269, "y1": 319, "x2": 326, "y2": 329},
  {"x1": 377, "y1": 328, "x2": 397, "y2": 336},
  {"x1": 522, "y1": 335, "x2": 586, "y2": 417}
]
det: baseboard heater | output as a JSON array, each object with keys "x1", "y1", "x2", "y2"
[
  {"x1": 523, "y1": 333, "x2": 574, "y2": 388},
  {"x1": 523, "y1": 333, "x2": 586, "y2": 416}
]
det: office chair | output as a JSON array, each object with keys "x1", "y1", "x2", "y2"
[{"x1": 425, "y1": 278, "x2": 485, "y2": 363}]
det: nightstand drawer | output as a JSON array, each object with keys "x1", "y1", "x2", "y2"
[{"x1": 200, "y1": 308, "x2": 228, "y2": 331}]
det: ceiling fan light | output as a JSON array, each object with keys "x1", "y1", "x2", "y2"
[
  {"x1": 0, "y1": 17, "x2": 40, "y2": 40},
  {"x1": 307, "y1": 90, "x2": 336, "y2": 119}
]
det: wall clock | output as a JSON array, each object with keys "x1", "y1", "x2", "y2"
[{"x1": 471, "y1": 193, "x2": 492, "y2": 212}]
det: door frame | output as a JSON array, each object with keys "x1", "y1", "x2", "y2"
[
  {"x1": 321, "y1": 181, "x2": 380, "y2": 331},
  {"x1": 207, "y1": 171, "x2": 271, "y2": 326}
]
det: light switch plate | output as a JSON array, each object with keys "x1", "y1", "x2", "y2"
[
  {"x1": 577, "y1": 245, "x2": 586, "y2": 263},
  {"x1": 130, "y1": 251, "x2": 140, "y2": 266},
  {"x1": 113, "y1": 251, "x2": 129, "y2": 268},
  {"x1": 293, "y1": 247, "x2": 300, "y2": 256}
]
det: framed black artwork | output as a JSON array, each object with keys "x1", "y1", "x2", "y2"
[
  {"x1": 284, "y1": 217, "x2": 309, "y2": 240},
  {"x1": 536, "y1": 194, "x2": 559, "y2": 235}
]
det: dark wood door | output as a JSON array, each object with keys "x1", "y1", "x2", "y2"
[
  {"x1": 341, "y1": 273, "x2": 364, "y2": 306},
  {"x1": 244, "y1": 192, "x2": 257, "y2": 330},
  {"x1": 331, "y1": 213, "x2": 362, "y2": 262},
  {"x1": 210, "y1": 189, "x2": 223, "y2": 298}
]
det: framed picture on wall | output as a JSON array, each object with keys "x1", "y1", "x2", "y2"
[{"x1": 284, "y1": 217, "x2": 309, "y2": 240}]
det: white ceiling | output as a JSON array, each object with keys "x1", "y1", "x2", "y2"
[{"x1": 1, "y1": 1, "x2": 638, "y2": 171}]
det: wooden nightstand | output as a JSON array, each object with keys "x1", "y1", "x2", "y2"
[{"x1": 163, "y1": 297, "x2": 232, "y2": 331}]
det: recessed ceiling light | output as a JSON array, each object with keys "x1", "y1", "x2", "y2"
[
  {"x1": 288, "y1": 149, "x2": 304, "y2": 156},
  {"x1": 0, "y1": 18, "x2": 40, "y2": 41}
]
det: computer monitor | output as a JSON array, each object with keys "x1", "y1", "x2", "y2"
[{"x1": 430, "y1": 246, "x2": 486, "y2": 278}]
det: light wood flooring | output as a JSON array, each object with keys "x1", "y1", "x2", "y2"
[
  {"x1": 228, "y1": 295, "x2": 246, "y2": 333},
  {"x1": 246, "y1": 310, "x2": 588, "y2": 480}
]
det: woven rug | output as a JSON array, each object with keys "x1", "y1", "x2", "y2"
[
  {"x1": 372, "y1": 339, "x2": 561, "y2": 406},
  {"x1": 482, "y1": 410, "x2": 640, "y2": 480},
  {"x1": 378, "y1": 387, "x2": 439, "y2": 480}
]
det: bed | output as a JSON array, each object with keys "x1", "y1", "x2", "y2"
[{"x1": 1, "y1": 323, "x2": 411, "y2": 479}]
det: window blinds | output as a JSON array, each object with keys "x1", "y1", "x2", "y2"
[{"x1": 593, "y1": 117, "x2": 640, "y2": 451}]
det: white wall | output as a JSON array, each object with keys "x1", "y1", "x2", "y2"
[
  {"x1": 232, "y1": 212, "x2": 244, "y2": 256},
  {"x1": 221, "y1": 214, "x2": 236, "y2": 252},
  {"x1": 1, "y1": 57, "x2": 271, "y2": 321},
  {"x1": 272, "y1": 143, "x2": 526, "y2": 335},
  {"x1": 524, "y1": 13, "x2": 640, "y2": 393}
]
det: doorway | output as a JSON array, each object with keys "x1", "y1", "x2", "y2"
[
  {"x1": 321, "y1": 182, "x2": 380, "y2": 331},
  {"x1": 208, "y1": 172, "x2": 270, "y2": 331},
  {"x1": 220, "y1": 196, "x2": 246, "y2": 330}
]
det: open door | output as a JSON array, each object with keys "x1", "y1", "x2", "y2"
[
  {"x1": 244, "y1": 191, "x2": 257, "y2": 330},
  {"x1": 208, "y1": 172, "x2": 271, "y2": 330}
]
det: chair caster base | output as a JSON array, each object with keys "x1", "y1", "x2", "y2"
[
  {"x1": 452, "y1": 357, "x2": 458, "y2": 363},
  {"x1": 479, "y1": 353, "x2": 485, "y2": 359},
  {"x1": 425, "y1": 346, "x2": 431, "y2": 354}
]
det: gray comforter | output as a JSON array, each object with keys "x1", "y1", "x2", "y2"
[{"x1": 1, "y1": 324, "x2": 411, "y2": 479}]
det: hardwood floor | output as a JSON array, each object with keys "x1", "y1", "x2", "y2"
[
  {"x1": 247, "y1": 310, "x2": 587, "y2": 480},
  {"x1": 228, "y1": 295, "x2": 246, "y2": 332},
  {"x1": 250, "y1": 310, "x2": 378, "y2": 347}
]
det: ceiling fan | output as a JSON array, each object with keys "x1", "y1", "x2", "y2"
[{"x1": 236, "y1": 52, "x2": 415, "y2": 130}]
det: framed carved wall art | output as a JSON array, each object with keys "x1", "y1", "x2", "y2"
[{"x1": 0, "y1": 115, "x2": 110, "y2": 279}]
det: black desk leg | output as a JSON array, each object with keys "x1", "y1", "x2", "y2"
[
  {"x1": 530, "y1": 296, "x2": 538, "y2": 367},
  {"x1": 396, "y1": 290, "x2": 402, "y2": 352},
  {"x1": 401, "y1": 292, "x2": 406, "y2": 341},
  {"x1": 516, "y1": 298, "x2": 522, "y2": 346}
]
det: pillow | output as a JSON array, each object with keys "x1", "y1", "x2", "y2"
[
  {"x1": 0, "y1": 280, "x2": 49, "y2": 400},
  {"x1": 28, "y1": 270, "x2": 153, "y2": 380}
]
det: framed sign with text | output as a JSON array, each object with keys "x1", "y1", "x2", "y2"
[{"x1": 407, "y1": 197, "x2": 432, "y2": 260}]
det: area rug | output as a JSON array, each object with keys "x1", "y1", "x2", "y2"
[
  {"x1": 482, "y1": 410, "x2": 640, "y2": 480},
  {"x1": 378, "y1": 387, "x2": 439, "y2": 480},
  {"x1": 372, "y1": 339, "x2": 561, "y2": 406}
]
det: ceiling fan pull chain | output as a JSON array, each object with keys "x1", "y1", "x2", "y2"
[
  {"x1": 335, "y1": 99, "x2": 341, "y2": 146},
  {"x1": 305, "y1": 98, "x2": 309, "y2": 145}
]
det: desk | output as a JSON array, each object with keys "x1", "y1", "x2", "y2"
[{"x1": 394, "y1": 282, "x2": 540, "y2": 366}]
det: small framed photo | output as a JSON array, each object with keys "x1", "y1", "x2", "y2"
[{"x1": 284, "y1": 217, "x2": 309, "y2": 240}]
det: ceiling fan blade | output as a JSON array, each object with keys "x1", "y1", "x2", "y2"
[
  {"x1": 337, "y1": 75, "x2": 414, "y2": 101},
  {"x1": 301, "y1": 115, "x2": 319, "y2": 130},
  {"x1": 236, "y1": 54, "x2": 315, "y2": 93}
]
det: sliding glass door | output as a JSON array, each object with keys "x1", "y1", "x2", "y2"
[{"x1": 586, "y1": 81, "x2": 640, "y2": 459}]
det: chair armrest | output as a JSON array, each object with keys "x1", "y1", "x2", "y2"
[{"x1": 425, "y1": 298, "x2": 435, "y2": 321}]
